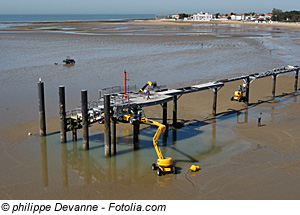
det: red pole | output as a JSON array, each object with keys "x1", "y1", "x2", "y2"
[{"x1": 124, "y1": 70, "x2": 129, "y2": 99}]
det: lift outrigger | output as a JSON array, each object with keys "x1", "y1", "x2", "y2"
[{"x1": 144, "y1": 118, "x2": 176, "y2": 176}]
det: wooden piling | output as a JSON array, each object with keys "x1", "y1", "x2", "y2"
[
  {"x1": 104, "y1": 94, "x2": 111, "y2": 157},
  {"x1": 212, "y1": 87, "x2": 217, "y2": 116},
  {"x1": 72, "y1": 129, "x2": 77, "y2": 142},
  {"x1": 245, "y1": 76, "x2": 250, "y2": 104},
  {"x1": 81, "y1": 90, "x2": 89, "y2": 151},
  {"x1": 111, "y1": 116, "x2": 117, "y2": 156},
  {"x1": 38, "y1": 80, "x2": 46, "y2": 136},
  {"x1": 272, "y1": 74, "x2": 277, "y2": 99},
  {"x1": 133, "y1": 107, "x2": 140, "y2": 150},
  {"x1": 59, "y1": 86, "x2": 67, "y2": 143},
  {"x1": 163, "y1": 102, "x2": 167, "y2": 126},
  {"x1": 162, "y1": 102, "x2": 168, "y2": 144},
  {"x1": 172, "y1": 95, "x2": 177, "y2": 125},
  {"x1": 295, "y1": 69, "x2": 299, "y2": 92}
]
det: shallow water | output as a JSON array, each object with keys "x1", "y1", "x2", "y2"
[
  {"x1": 0, "y1": 107, "x2": 254, "y2": 193},
  {"x1": 2, "y1": 92, "x2": 298, "y2": 198}
]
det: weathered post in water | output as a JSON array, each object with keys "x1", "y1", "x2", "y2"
[
  {"x1": 295, "y1": 69, "x2": 299, "y2": 92},
  {"x1": 104, "y1": 94, "x2": 111, "y2": 157},
  {"x1": 162, "y1": 102, "x2": 168, "y2": 144},
  {"x1": 272, "y1": 74, "x2": 277, "y2": 99},
  {"x1": 173, "y1": 95, "x2": 177, "y2": 126},
  {"x1": 212, "y1": 88, "x2": 218, "y2": 116},
  {"x1": 245, "y1": 76, "x2": 250, "y2": 104},
  {"x1": 133, "y1": 107, "x2": 140, "y2": 150},
  {"x1": 163, "y1": 102, "x2": 168, "y2": 126},
  {"x1": 81, "y1": 90, "x2": 89, "y2": 150},
  {"x1": 38, "y1": 79, "x2": 46, "y2": 136},
  {"x1": 59, "y1": 86, "x2": 67, "y2": 143},
  {"x1": 111, "y1": 115, "x2": 117, "y2": 156}
]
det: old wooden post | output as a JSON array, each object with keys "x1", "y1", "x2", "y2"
[
  {"x1": 172, "y1": 95, "x2": 177, "y2": 126},
  {"x1": 272, "y1": 74, "x2": 277, "y2": 99},
  {"x1": 212, "y1": 87, "x2": 218, "y2": 116},
  {"x1": 163, "y1": 102, "x2": 167, "y2": 126},
  {"x1": 295, "y1": 69, "x2": 299, "y2": 92},
  {"x1": 162, "y1": 102, "x2": 168, "y2": 144},
  {"x1": 133, "y1": 107, "x2": 140, "y2": 150},
  {"x1": 81, "y1": 90, "x2": 89, "y2": 151},
  {"x1": 111, "y1": 116, "x2": 117, "y2": 156},
  {"x1": 59, "y1": 86, "x2": 67, "y2": 143},
  {"x1": 38, "y1": 79, "x2": 46, "y2": 136},
  {"x1": 72, "y1": 128, "x2": 77, "y2": 142},
  {"x1": 104, "y1": 94, "x2": 111, "y2": 157},
  {"x1": 245, "y1": 76, "x2": 250, "y2": 104}
]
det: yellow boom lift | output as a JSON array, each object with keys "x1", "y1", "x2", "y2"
[
  {"x1": 144, "y1": 118, "x2": 176, "y2": 176},
  {"x1": 231, "y1": 85, "x2": 247, "y2": 102},
  {"x1": 139, "y1": 81, "x2": 157, "y2": 92}
]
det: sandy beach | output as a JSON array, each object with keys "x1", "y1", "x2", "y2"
[{"x1": 0, "y1": 19, "x2": 300, "y2": 199}]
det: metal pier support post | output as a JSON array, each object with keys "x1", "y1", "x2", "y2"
[
  {"x1": 162, "y1": 102, "x2": 168, "y2": 144},
  {"x1": 163, "y1": 102, "x2": 168, "y2": 126},
  {"x1": 81, "y1": 90, "x2": 89, "y2": 151},
  {"x1": 59, "y1": 86, "x2": 67, "y2": 143},
  {"x1": 72, "y1": 129, "x2": 77, "y2": 142},
  {"x1": 104, "y1": 94, "x2": 111, "y2": 157},
  {"x1": 38, "y1": 80, "x2": 46, "y2": 136},
  {"x1": 295, "y1": 69, "x2": 299, "y2": 92},
  {"x1": 245, "y1": 77, "x2": 250, "y2": 104},
  {"x1": 212, "y1": 88, "x2": 218, "y2": 117},
  {"x1": 111, "y1": 116, "x2": 117, "y2": 156},
  {"x1": 172, "y1": 96, "x2": 177, "y2": 126},
  {"x1": 133, "y1": 107, "x2": 140, "y2": 150},
  {"x1": 272, "y1": 74, "x2": 277, "y2": 99}
]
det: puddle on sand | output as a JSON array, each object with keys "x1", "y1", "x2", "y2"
[
  {"x1": 3, "y1": 94, "x2": 299, "y2": 193},
  {"x1": 3, "y1": 109, "x2": 261, "y2": 191}
]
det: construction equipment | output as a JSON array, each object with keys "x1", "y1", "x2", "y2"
[
  {"x1": 144, "y1": 118, "x2": 176, "y2": 176},
  {"x1": 139, "y1": 81, "x2": 157, "y2": 93},
  {"x1": 63, "y1": 57, "x2": 75, "y2": 64},
  {"x1": 118, "y1": 108, "x2": 146, "y2": 124},
  {"x1": 231, "y1": 85, "x2": 246, "y2": 102},
  {"x1": 189, "y1": 165, "x2": 200, "y2": 172}
]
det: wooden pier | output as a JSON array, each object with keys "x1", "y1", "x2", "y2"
[{"x1": 38, "y1": 65, "x2": 299, "y2": 157}]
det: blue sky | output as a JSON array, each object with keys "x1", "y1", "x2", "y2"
[{"x1": 1, "y1": 0, "x2": 299, "y2": 14}]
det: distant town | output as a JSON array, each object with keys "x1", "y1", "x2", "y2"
[{"x1": 156, "y1": 8, "x2": 300, "y2": 23}]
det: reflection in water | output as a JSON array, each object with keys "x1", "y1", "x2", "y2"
[
  {"x1": 237, "y1": 108, "x2": 248, "y2": 124},
  {"x1": 40, "y1": 137, "x2": 48, "y2": 188},
  {"x1": 61, "y1": 144, "x2": 68, "y2": 187},
  {"x1": 83, "y1": 151, "x2": 91, "y2": 185},
  {"x1": 38, "y1": 109, "x2": 254, "y2": 188},
  {"x1": 172, "y1": 129, "x2": 177, "y2": 143}
]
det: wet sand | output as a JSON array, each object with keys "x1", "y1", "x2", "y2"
[
  {"x1": 1, "y1": 20, "x2": 300, "y2": 199},
  {"x1": 1, "y1": 74, "x2": 300, "y2": 199}
]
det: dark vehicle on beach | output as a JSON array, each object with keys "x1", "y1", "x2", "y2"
[{"x1": 63, "y1": 58, "x2": 75, "y2": 64}]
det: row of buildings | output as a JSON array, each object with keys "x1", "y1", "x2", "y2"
[{"x1": 157, "y1": 12, "x2": 273, "y2": 23}]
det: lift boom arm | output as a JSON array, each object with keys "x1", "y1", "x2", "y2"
[
  {"x1": 144, "y1": 118, "x2": 165, "y2": 160},
  {"x1": 139, "y1": 81, "x2": 157, "y2": 92}
]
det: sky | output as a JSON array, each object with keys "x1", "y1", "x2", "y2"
[{"x1": 0, "y1": 0, "x2": 299, "y2": 14}]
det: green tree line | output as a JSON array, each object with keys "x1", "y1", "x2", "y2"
[{"x1": 272, "y1": 8, "x2": 300, "y2": 22}]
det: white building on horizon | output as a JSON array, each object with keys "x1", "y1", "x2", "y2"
[
  {"x1": 231, "y1": 14, "x2": 245, "y2": 21},
  {"x1": 192, "y1": 12, "x2": 214, "y2": 21}
]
